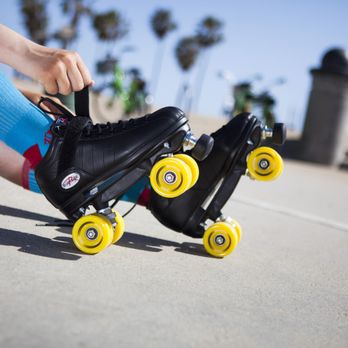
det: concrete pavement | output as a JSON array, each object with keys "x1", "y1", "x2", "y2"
[{"x1": 0, "y1": 159, "x2": 347, "y2": 348}]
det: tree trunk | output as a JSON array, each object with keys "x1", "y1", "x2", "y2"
[{"x1": 150, "y1": 39, "x2": 166, "y2": 101}]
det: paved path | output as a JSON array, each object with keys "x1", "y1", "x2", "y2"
[{"x1": 0, "y1": 160, "x2": 347, "y2": 348}]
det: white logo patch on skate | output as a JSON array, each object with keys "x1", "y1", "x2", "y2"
[{"x1": 61, "y1": 173, "x2": 80, "y2": 190}]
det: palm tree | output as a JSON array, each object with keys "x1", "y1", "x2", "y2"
[
  {"x1": 123, "y1": 68, "x2": 150, "y2": 117},
  {"x1": 53, "y1": 0, "x2": 93, "y2": 49},
  {"x1": 195, "y1": 16, "x2": 224, "y2": 48},
  {"x1": 175, "y1": 36, "x2": 200, "y2": 113},
  {"x1": 96, "y1": 54, "x2": 119, "y2": 76},
  {"x1": 91, "y1": 9, "x2": 129, "y2": 117},
  {"x1": 193, "y1": 16, "x2": 224, "y2": 111},
  {"x1": 232, "y1": 82, "x2": 254, "y2": 116},
  {"x1": 149, "y1": 9, "x2": 177, "y2": 100},
  {"x1": 92, "y1": 10, "x2": 128, "y2": 43},
  {"x1": 92, "y1": 10, "x2": 129, "y2": 88},
  {"x1": 20, "y1": 0, "x2": 48, "y2": 45},
  {"x1": 257, "y1": 93, "x2": 276, "y2": 126},
  {"x1": 92, "y1": 9, "x2": 129, "y2": 77}
]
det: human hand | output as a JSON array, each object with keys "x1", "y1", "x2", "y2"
[{"x1": 25, "y1": 47, "x2": 94, "y2": 96}]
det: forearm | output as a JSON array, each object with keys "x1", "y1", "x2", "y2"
[
  {"x1": 0, "y1": 24, "x2": 92, "y2": 94},
  {"x1": 0, "y1": 24, "x2": 46, "y2": 75}
]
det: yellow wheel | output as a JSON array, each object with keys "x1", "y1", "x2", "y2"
[
  {"x1": 247, "y1": 146, "x2": 283, "y2": 181},
  {"x1": 174, "y1": 154, "x2": 199, "y2": 188},
  {"x1": 72, "y1": 214, "x2": 113, "y2": 254},
  {"x1": 229, "y1": 219, "x2": 242, "y2": 242},
  {"x1": 203, "y1": 222, "x2": 239, "y2": 258},
  {"x1": 111, "y1": 210, "x2": 125, "y2": 244},
  {"x1": 150, "y1": 157, "x2": 192, "y2": 198}
]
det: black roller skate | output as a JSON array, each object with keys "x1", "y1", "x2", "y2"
[
  {"x1": 35, "y1": 87, "x2": 214, "y2": 254},
  {"x1": 148, "y1": 113, "x2": 286, "y2": 258}
]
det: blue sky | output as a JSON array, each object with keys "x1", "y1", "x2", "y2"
[{"x1": 0, "y1": 0, "x2": 347, "y2": 130}]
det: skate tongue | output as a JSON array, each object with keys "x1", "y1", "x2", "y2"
[
  {"x1": 58, "y1": 116, "x2": 91, "y2": 171},
  {"x1": 66, "y1": 116, "x2": 92, "y2": 134}
]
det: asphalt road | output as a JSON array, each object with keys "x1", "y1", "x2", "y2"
[{"x1": 0, "y1": 160, "x2": 347, "y2": 348}]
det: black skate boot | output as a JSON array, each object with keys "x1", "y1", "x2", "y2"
[
  {"x1": 35, "y1": 87, "x2": 214, "y2": 254},
  {"x1": 148, "y1": 113, "x2": 286, "y2": 258}
]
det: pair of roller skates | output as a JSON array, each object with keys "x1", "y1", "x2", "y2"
[
  {"x1": 149, "y1": 111, "x2": 285, "y2": 257},
  {"x1": 36, "y1": 87, "x2": 286, "y2": 258}
]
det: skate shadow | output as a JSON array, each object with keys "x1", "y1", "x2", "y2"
[
  {"x1": 56, "y1": 225, "x2": 211, "y2": 258},
  {"x1": 0, "y1": 227, "x2": 82, "y2": 260},
  {"x1": 0, "y1": 204, "x2": 212, "y2": 259},
  {"x1": 0, "y1": 226, "x2": 210, "y2": 259},
  {"x1": 0, "y1": 204, "x2": 58, "y2": 223},
  {"x1": 115, "y1": 231, "x2": 211, "y2": 258},
  {"x1": 0, "y1": 205, "x2": 81, "y2": 259}
]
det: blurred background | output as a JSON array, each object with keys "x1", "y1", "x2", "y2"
[{"x1": 0, "y1": 0, "x2": 347, "y2": 145}]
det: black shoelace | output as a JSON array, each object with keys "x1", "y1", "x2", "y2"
[
  {"x1": 82, "y1": 116, "x2": 150, "y2": 137},
  {"x1": 37, "y1": 96, "x2": 151, "y2": 137}
]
